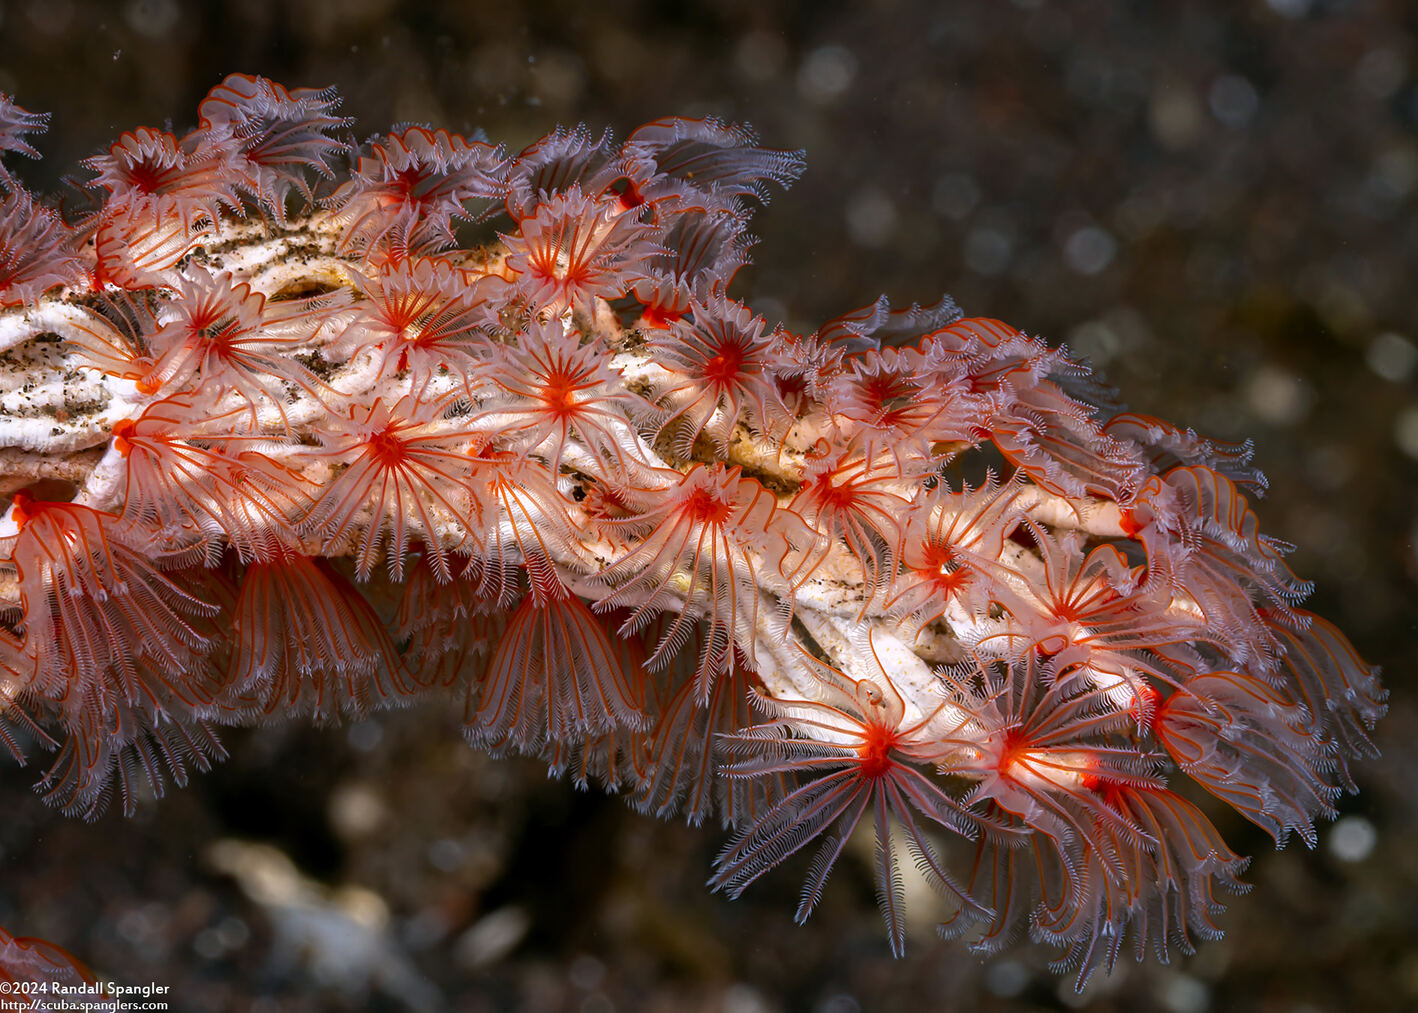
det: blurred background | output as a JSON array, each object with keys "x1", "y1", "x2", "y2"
[{"x1": 0, "y1": 0, "x2": 1415, "y2": 1009}]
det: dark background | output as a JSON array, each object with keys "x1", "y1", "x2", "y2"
[{"x1": 0, "y1": 1, "x2": 1415, "y2": 1009}]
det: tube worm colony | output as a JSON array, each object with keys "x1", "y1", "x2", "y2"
[{"x1": 0, "y1": 75, "x2": 1385, "y2": 983}]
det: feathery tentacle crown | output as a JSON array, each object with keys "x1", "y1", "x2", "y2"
[{"x1": 0, "y1": 74, "x2": 1385, "y2": 984}]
